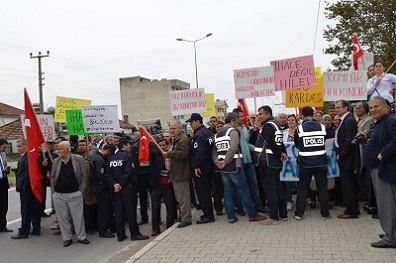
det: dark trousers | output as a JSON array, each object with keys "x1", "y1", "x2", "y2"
[
  {"x1": 151, "y1": 184, "x2": 175, "y2": 232},
  {"x1": 40, "y1": 181, "x2": 47, "y2": 215},
  {"x1": 212, "y1": 172, "x2": 224, "y2": 213},
  {"x1": 95, "y1": 188, "x2": 116, "y2": 234},
  {"x1": 137, "y1": 174, "x2": 150, "y2": 222},
  {"x1": 255, "y1": 165, "x2": 267, "y2": 207},
  {"x1": 0, "y1": 178, "x2": 9, "y2": 230},
  {"x1": 339, "y1": 167, "x2": 359, "y2": 215},
  {"x1": 260, "y1": 164, "x2": 287, "y2": 220},
  {"x1": 19, "y1": 187, "x2": 41, "y2": 236},
  {"x1": 193, "y1": 167, "x2": 214, "y2": 220},
  {"x1": 84, "y1": 203, "x2": 98, "y2": 232},
  {"x1": 115, "y1": 184, "x2": 140, "y2": 238},
  {"x1": 295, "y1": 166, "x2": 329, "y2": 218}
]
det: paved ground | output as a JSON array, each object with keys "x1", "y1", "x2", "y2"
[{"x1": 123, "y1": 203, "x2": 396, "y2": 263}]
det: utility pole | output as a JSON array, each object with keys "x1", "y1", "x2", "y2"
[{"x1": 30, "y1": 51, "x2": 50, "y2": 113}]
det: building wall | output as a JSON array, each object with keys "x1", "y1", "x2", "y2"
[{"x1": 120, "y1": 76, "x2": 190, "y2": 130}]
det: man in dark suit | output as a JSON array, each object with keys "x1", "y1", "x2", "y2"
[
  {"x1": 335, "y1": 100, "x2": 360, "y2": 219},
  {"x1": 0, "y1": 139, "x2": 12, "y2": 233},
  {"x1": 12, "y1": 139, "x2": 41, "y2": 239}
]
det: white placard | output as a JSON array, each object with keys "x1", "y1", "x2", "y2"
[
  {"x1": 81, "y1": 105, "x2": 121, "y2": 133},
  {"x1": 21, "y1": 114, "x2": 56, "y2": 142},
  {"x1": 323, "y1": 70, "x2": 367, "y2": 101},
  {"x1": 234, "y1": 66, "x2": 276, "y2": 98},
  {"x1": 169, "y1": 88, "x2": 206, "y2": 116}
]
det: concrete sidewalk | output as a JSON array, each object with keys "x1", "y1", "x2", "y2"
[{"x1": 125, "y1": 204, "x2": 396, "y2": 263}]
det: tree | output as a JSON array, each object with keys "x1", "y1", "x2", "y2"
[{"x1": 323, "y1": 0, "x2": 396, "y2": 72}]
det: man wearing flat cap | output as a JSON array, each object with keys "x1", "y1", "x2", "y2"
[{"x1": 186, "y1": 113, "x2": 215, "y2": 224}]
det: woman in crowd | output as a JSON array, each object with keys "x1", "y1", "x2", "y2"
[
  {"x1": 367, "y1": 60, "x2": 396, "y2": 106},
  {"x1": 322, "y1": 114, "x2": 335, "y2": 139}
]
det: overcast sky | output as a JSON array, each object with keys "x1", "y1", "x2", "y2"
[{"x1": 1, "y1": 0, "x2": 338, "y2": 119}]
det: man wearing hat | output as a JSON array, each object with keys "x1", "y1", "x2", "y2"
[
  {"x1": 186, "y1": 113, "x2": 215, "y2": 224},
  {"x1": 106, "y1": 137, "x2": 148, "y2": 242}
]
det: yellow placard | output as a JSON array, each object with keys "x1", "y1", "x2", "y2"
[
  {"x1": 285, "y1": 78, "x2": 324, "y2": 108},
  {"x1": 315, "y1": 67, "x2": 322, "y2": 79},
  {"x1": 200, "y1": 93, "x2": 215, "y2": 117},
  {"x1": 54, "y1": 96, "x2": 91, "y2": 122}
]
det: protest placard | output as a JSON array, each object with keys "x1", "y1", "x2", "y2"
[
  {"x1": 234, "y1": 66, "x2": 275, "y2": 98},
  {"x1": 136, "y1": 118, "x2": 163, "y2": 135},
  {"x1": 271, "y1": 55, "x2": 316, "y2": 91},
  {"x1": 169, "y1": 88, "x2": 206, "y2": 116},
  {"x1": 81, "y1": 105, "x2": 121, "y2": 133},
  {"x1": 280, "y1": 139, "x2": 339, "y2": 181},
  {"x1": 201, "y1": 93, "x2": 216, "y2": 117},
  {"x1": 315, "y1": 67, "x2": 322, "y2": 78},
  {"x1": 21, "y1": 114, "x2": 56, "y2": 142},
  {"x1": 54, "y1": 96, "x2": 91, "y2": 123},
  {"x1": 285, "y1": 78, "x2": 324, "y2": 108},
  {"x1": 323, "y1": 70, "x2": 367, "y2": 101},
  {"x1": 65, "y1": 109, "x2": 85, "y2": 135}
]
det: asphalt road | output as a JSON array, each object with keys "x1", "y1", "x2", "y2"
[{"x1": 0, "y1": 187, "x2": 156, "y2": 263}]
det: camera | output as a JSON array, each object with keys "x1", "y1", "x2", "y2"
[{"x1": 351, "y1": 134, "x2": 365, "y2": 145}]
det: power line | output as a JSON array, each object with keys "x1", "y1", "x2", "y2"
[{"x1": 312, "y1": 0, "x2": 322, "y2": 55}]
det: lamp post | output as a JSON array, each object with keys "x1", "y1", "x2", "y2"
[{"x1": 176, "y1": 33, "x2": 212, "y2": 89}]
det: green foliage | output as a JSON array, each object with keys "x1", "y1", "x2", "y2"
[{"x1": 324, "y1": 0, "x2": 396, "y2": 72}]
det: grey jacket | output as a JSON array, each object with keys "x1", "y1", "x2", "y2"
[{"x1": 51, "y1": 154, "x2": 87, "y2": 194}]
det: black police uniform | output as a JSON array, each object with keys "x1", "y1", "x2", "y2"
[
  {"x1": 90, "y1": 150, "x2": 116, "y2": 236},
  {"x1": 294, "y1": 119, "x2": 330, "y2": 218},
  {"x1": 106, "y1": 149, "x2": 142, "y2": 240},
  {"x1": 191, "y1": 124, "x2": 215, "y2": 222}
]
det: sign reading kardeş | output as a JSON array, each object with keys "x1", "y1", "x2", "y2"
[
  {"x1": 234, "y1": 66, "x2": 275, "y2": 98},
  {"x1": 271, "y1": 55, "x2": 316, "y2": 91},
  {"x1": 65, "y1": 109, "x2": 85, "y2": 135},
  {"x1": 285, "y1": 78, "x2": 324, "y2": 108},
  {"x1": 54, "y1": 96, "x2": 91, "y2": 123},
  {"x1": 169, "y1": 88, "x2": 206, "y2": 116},
  {"x1": 82, "y1": 105, "x2": 121, "y2": 133},
  {"x1": 323, "y1": 70, "x2": 367, "y2": 101},
  {"x1": 21, "y1": 114, "x2": 56, "y2": 142}
]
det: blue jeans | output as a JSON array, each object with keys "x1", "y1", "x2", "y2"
[
  {"x1": 243, "y1": 163, "x2": 264, "y2": 210},
  {"x1": 221, "y1": 168, "x2": 258, "y2": 220}
]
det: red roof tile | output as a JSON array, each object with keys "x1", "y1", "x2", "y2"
[
  {"x1": 0, "y1": 102, "x2": 24, "y2": 116},
  {"x1": 0, "y1": 118, "x2": 24, "y2": 140}
]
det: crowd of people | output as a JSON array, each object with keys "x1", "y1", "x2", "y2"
[{"x1": 0, "y1": 61, "x2": 395, "y2": 249}]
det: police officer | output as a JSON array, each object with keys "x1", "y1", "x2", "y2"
[
  {"x1": 90, "y1": 143, "x2": 116, "y2": 238},
  {"x1": 256, "y1": 105, "x2": 287, "y2": 225},
  {"x1": 186, "y1": 113, "x2": 215, "y2": 224},
  {"x1": 293, "y1": 106, "x2": 330, "y2": 220},
  {"x1": 213, "y1": 112, "x2": 266, "y2": 223},
  {"x1": 105, "y1": 138, "x2": 148, "y2": 242}
]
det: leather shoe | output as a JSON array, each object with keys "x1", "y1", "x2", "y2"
[
  {"x1": 372, "y1": 214, "x2": 379, "y2": 219},
  {"x1": 196, "y1": 217, "x2": 215, "y2": 224},
  {"x1": 131, "y1": 234, "x2": 149, "y2": 240},
  {"x1": 30, "y1": 231, "x2": 41, "y2": 236},
  {"x1": 249, "y1": 215, "x2": 267, "y2": 222},
  {"x1": 216, "y1": 211, "x2": 224, "y2": 216},
  {"x1": 99, "y1": 232, "x2": 115, "y2": 238},
  {"x1": 177, "y1": 221, "x2": 192, "y2": 228},
  {"x1": 229, "y1": 218, "x2": 238, "y2": 224},
  {"x1": 41, "y1": 213, "x2": 51, "y2": 218},
  {"x1": 138, "y1": 220, "x2": 148, "y2": 225},
  {"x1": 118, "y1": 234, "x2": 128, "y2": 242},
  {"x1": 151, "y1": 231, "x2": 160, "y2": 236},
  {"x1": 337, "y1": 213, "x2": 358, "y2": 219},
  {"x1": 77, "y1": 239, "x2": 90, "y2": 244},
  {"x1": 63, "y1": 239, "x2": 73, "y2": 247},
  {"x1": 379, "y1": 234, "x2": 385, "y2": 239},
  {"x1": 0, "y1": 227, "x2": 13, "y2": 232},
  {"x1": 11, "y1": 234, "x2": 28, "y2": 239},
  {"x1": 371, "y1": 240, "x2": 396, "y2": 248}
]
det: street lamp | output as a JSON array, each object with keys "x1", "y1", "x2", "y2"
[{"x1": 176, "y1": 33, "x2": 212, "y2": 89}]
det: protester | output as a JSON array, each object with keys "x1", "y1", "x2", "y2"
[
  {"x1": 0, "y1": 139, "x2": 12, "y2": 233},
  {"x1": 367, "y1": 60, "x2": 396, "y2": 105}
]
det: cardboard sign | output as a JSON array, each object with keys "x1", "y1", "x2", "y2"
[
  {"x1": 280, "y1": 139, "x2": 339, "y2": 181},
  {"x1": 54, "y1": 96, "x2": 91, "y2": 123},
  {"x1": 21, "y1": 114, "x2": 56, "y2": 142},
  {"x1": 271, "y1": 55, "x2": 316, "y2": 91},
  {"x1": 315, "y1": 67, "x2": 322, "y2": 78},
  {"x1": 82, "y1": 105, "x2": 121, "y2": 133},
  {"x1": 136, "y1": 118, "x2": 163, "y2": 135},
  {"x1": 234, "y1": 66, "x2": 275, "y2": 98},
  {"x1": 65, "y1": 109, "x2": 85, "y2": 135},
  {"x1": 201, "y1": 93, "x2": 216, "y2": 117},
  {"x1": 323, "y1": 70, "x2": 367, "y2": 101},
  {"x1": 169, "y1": 88, "x2": 206, "y2": 116},
  {"x1": 285, "y1": 78, "x2": 324, "y2": 107}
]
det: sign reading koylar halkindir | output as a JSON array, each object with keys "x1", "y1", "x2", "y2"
[
  {"x1": 81, "y1": 105, "x2": 121, "y2": 133},
  {"x1": 323, "y1": 70, "x2": 367, "y2": 101},
  {"x1": 234, "y1": 66, "x2": 275, "y2": 99},
  {"x1": 169, "y1": 88, "x2": 206, "y2": 116}
]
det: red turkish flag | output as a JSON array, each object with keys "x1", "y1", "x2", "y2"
[
  {"x1": 24, "y1": 88, "x2": 44, "y2": 203},
  {"x1": 237, "y1": 98, "x2": 249, "y2": 125},
  {"x1": 139, "y1": 127, "x2": 150, "y2": 164},
  {"x1": 353, "y1": 34, "x2": 364, "y2": 70}
]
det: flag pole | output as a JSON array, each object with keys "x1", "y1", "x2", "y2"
[{"x1": 385, "y1": 58, "x2": 396, "y2": 73}]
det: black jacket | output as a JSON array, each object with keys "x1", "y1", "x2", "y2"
[
  {"x1": 105, "y1": 149, "x2": 135, "y2": 188},
  {"x1": 377, "y1": 113, "x2": 396, "y2": 183},
  {"x1": 16, "y1": 153, "x2": 29, "y2": 192},
  {"x1": 90, "y1": 150, "x2": 109, "y2": 192},
  {"x1": 191, "y1": 124, "x2": 214, "y2": 169}
]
